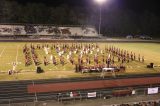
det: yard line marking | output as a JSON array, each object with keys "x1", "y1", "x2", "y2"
[
  {"x1": 0, "y1": 47, "x2": 5, "y2": 57},
  {"x1": 16, "y1": 46, "x2": 19, "y2": 64},
  {"x1": 36, "y1": 49, "x2": 43, "y2": 64}
]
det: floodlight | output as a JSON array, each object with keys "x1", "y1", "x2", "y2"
[
  {"x1": 94, "y1": 0, "x2": 108, "y2": 35},
  {"x1": 95, "y1": 0, "x2": 106, "y2": 5}
]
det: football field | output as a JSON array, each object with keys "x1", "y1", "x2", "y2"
[{"x1": 0, "y1": 42, "x2": 160, "y2": 81}]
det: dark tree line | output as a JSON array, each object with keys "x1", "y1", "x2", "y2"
[{"x1": 0, "y1": 0, "x2": 160, "y2": 37}]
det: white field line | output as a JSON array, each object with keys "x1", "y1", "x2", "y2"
[
  {"x1": 0, "y1": 47, "x2": 5, "y2": 57},
  {"x1": 36, "y1": 50, "x2": 43, "y2": 63},
  {"x1": 16, "y1": 46, "x2": 19, "y2": 64}
]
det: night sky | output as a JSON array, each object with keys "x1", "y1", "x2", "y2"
[{"x1": 15, "y1": 0, "x2": 160, "y2": 15}]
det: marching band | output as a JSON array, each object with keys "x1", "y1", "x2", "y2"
[{"x1": 22, "y1": 43, "x2": 145, "y2": 73}]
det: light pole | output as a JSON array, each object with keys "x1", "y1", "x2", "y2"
[
  {"x1": 94, "y1": 0, "x2": 106, "y2": 35},
  {"x1": 99, "y1": 7, "x2": 102, "y2": 35}
]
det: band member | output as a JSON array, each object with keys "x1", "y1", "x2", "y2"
[
  {"x1": 60, "y1": 56, "x2": 65, "y2": 65},
  {"x1": 138, "y1": 54, "x2": 141, "y2": 62},
  {"x1": 78, "y1": 55, "x2": 81, "y2": 64},
  {"x1": 127, "y1": 58, "x2": 130, "y2": 63},
  {"x1": 131, "y1": 52, "x2": 133, "y2": 61},
  {"x1": 86, "y1": 57, "x2": 89, "y2": 64},
  {"x1": 133, "y1": 53, "x2": 136, "y2": 60},
  {"x1": 44, "y1": 56, "x2": 48, "y2": 66},
  {"x1": 122, "y1": 58, "x2": 124, "y2": 64},
  {"x1": 70, "y1": 56, "x2": 74, "y2": 65},
  {"x1": 102, "y1": 55, "x2": 105, "y2": 63},
  {"x1": 81, "y1": 58, "x2": 83, "y2": 64},
  {"x1": 94, "y1": 55, "x2": 98, "y2": 64},
  {"x1": 127, "y1": 52, "x2": 129, "y2": 59},
  {"x1": 53, "y1": 56, "x2": 57, "y2": 65},
  {"x1": 118, "y1": 56, "x2": 121, "y2": 62},
  {"x1": 112, "y1": 56, "x2": 115, "y2": 64},
  {"x1": 142, "y1": 56, "x2": 144, "y2": 63},
  {"x1": 106, "y1": 58, "x2": 111, "y2": 68}
]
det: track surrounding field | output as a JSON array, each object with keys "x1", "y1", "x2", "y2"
[{"x1": 28, "y1": 77, "x2": 160, "y2": 93}]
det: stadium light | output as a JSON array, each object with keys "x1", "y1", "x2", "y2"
[
  {"x1": 94, "y1": 0, "x2": 107, "y2": 35},
  {"x1": 95, "y1": 0, "x2": 107, "y2": 5}
]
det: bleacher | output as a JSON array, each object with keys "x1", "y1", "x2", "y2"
[{"x1": 0, "y1": 24, "x2": 99, "y2": 38}]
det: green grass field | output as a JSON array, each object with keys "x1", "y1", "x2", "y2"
[{"x1": 0, "y1": 42, "x2": 160, "y2": 81}]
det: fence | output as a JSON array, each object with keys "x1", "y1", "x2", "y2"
[{"x1": 1, "y1": 86, "x2": 160, "y2": 105}]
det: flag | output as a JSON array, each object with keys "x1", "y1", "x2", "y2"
[
  {"x1": 148, "y1": 87, "x2": 158, "y2": 94},
  {"x1": 87, "y1": 92, "x2": 96, "y2": 98}
]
